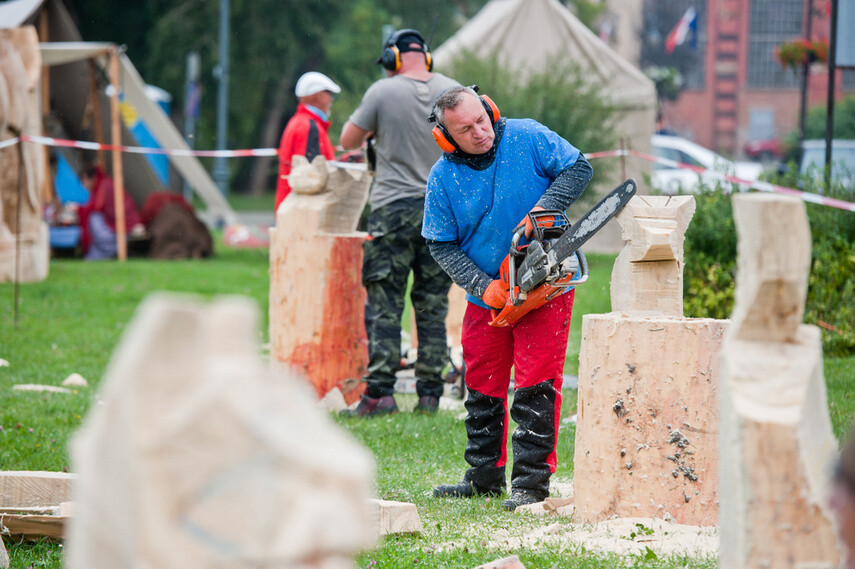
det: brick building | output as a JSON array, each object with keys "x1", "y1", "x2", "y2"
[{"x1": 604, "y1": 0, "x2": 852, "y2": 157}]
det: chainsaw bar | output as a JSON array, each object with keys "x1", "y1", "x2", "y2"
[{"x1": 517, "y1": 178, "x2": 637, "y2": 293}]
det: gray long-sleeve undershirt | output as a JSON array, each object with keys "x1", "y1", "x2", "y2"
[{"x1": 427, "y1": 155, "x2": 593, "y2": 299}]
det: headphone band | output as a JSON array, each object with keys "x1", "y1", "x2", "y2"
[{"x1": 378, "y1": 28, "x2": 432, "y2": 72}]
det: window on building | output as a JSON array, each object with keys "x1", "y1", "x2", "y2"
[{"x1": 747, "y1": 0, "x2": 803, "y2": 88}]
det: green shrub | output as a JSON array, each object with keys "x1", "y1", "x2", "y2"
[
  {"x1": 680, "y1": 178, "x2": 855, "y2": 356},
  {"x1": 682, "y1": 185, "x2": 736, "y2": 320}
]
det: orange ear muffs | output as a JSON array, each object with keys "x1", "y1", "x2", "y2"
[
  {"x1": 432, "y1": 125, "x2": 458, "y2": 153},
  {"x1": 425, "y1": 50, "x2": 433, "y2": 71},
  {"x1": 480, "y1": 95, "x2": 500, "y2": 124}
]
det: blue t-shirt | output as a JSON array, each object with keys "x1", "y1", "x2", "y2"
[{"x1": 422, "y1": 118, "x2": 581, "y2": 307}]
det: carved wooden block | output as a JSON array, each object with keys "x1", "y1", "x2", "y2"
[
  {"x1": 67, "y1": 294, "x2": 376, "y2": 569},
  {"x1": 0, "y1": 26, "x2": 47, "y2": 283},
  {"x1": 574, "y1": 313, "x2": 726, "y2": 525},
  {"x1": 611, "y1": 195, "x2": 695, "y2": 316},
  {"x1": 0, "y1": 471, "x2": 76, "y2": 508},
  {"x1": 368, "y1": 499, "x2": 422, "y2": 536},
  {"x1": 270, "y1": 160, "x2": 371, "y2": 404},
  {"x1": 720, "y1": 193, "x2": 841, "y2": 568}
]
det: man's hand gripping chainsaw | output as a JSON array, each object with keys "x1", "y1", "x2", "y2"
[{"x1": 488, "y1": 178, "x2": 637, "y2": 327}]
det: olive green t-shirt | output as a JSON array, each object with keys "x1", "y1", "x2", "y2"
[{"x1": 348, "y1": 72, "x2": 459, "y2": 210}]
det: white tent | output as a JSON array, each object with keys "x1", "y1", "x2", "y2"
[
  {"x1": 0, "y1": 0, "x2": 237, "y2": 224},
  {"x1": 433, "y1": 0, "x2": 656, "y2": 192}
]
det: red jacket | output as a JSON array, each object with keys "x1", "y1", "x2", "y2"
[
  {"x1": 275, "y1": 103, "x2": 335, "y2": 211},
  {"x1": 78, "y1": 168, "x2": 142, "y2": 254}
]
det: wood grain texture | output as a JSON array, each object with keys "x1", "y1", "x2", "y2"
[{"x1": 574, "y1": 314, "x2": 726, "y2": 525}]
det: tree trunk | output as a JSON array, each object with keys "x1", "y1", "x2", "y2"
[{"x1": 246, "y1": 70, "x2": 295, "y2": 197}]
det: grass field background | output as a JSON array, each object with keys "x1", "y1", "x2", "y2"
[{"x1": 1, "y1": 239, "x2": 852, "y2": 568}]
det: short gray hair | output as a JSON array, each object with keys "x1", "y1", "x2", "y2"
[{"x1": 432, "y1": 86, "x2": 480, "y2": 128}]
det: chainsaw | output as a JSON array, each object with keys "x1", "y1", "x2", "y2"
[{"x1": 488, "y1": 178, "x2": 637, "y2": 327}]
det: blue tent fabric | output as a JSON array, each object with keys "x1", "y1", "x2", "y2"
[{"x1": 54, "y1": 152, "x2": 89, "y2": 204}]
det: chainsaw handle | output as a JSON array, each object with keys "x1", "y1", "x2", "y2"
[{"x1": 506, "y1": 225, "x2": 525, "y2": 304}]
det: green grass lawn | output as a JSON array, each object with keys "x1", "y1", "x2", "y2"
[{"x1": 1, "y1": 242, "x2": 852, "y2": 568}]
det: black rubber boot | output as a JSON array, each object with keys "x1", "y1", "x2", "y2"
[
  {"x1": 433, "y1": 480, "x2": 502, "y2": 498},
  {"x1": 339, "y1": 394, "x2": 398, "y2": 417},
  {"x1": 461, "y1": 388, "x2": 508, "y2": 494},
  {"x1": 414, "y1": 395, "x2": 439, "y2": 413},
  {"x1": 501, "y1": 488, "x2": 544, "y2": 511},
  {"x1": 507, "y1": 379, "x2": 557, "y2": 504}
]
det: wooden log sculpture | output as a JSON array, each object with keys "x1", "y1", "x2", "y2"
[
  {"x1": 0, "y1": 26, "x2": 47, "y2": 283},
  {"x1": 574, "y1": 194, "x2": 727, "y2": 526},
  {"x1": 719, "y1": 193, "x2": 841, "y2": 568},
  {"x1": 66, "y1": 294, "x2": 376, "y2": 569},
  {"x1": 270, "y1": 155, "x2": 371, "y2": 404},
  {"x1": 611, "y1": 195, "x2": 695, "y2": 317}
]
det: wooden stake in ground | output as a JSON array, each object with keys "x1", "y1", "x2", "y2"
[
  {"x1": 574, "y1": 194, "x2": 727, "y2": 526},
  {"x1": 66, "y1": 294, "x2": 376, "y2": 569},
  {"x1": 0, "y1": 536, "x2": 8, "y2": 569},
  {"x1": 108, "y1": 46, "x2": 126, "y2": 262},
  {"x1": 269, "y1": 155, "x2": 371, "y2": 404},
  {"x1": 719, "y1": 193, "x2": 841, "y2": 568}
]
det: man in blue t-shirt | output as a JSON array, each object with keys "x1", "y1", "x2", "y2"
[{"x1": 422, "y1": 86, "x2": 593, "y2": 511}]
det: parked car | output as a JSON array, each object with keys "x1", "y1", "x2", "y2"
[
  {"x1": 650, "y1": 134, "x2": 763, "y2": 194},
  {"x1": 743, "y1": 138, "x2": 786, "y2": 162},
  {"x1": 799, "y1": 139, "x2": 855, "y2": 188}
]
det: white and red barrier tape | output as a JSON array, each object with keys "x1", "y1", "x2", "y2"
[{"x1": 2, "y1": 134, "x2": 853, "y2": 212}]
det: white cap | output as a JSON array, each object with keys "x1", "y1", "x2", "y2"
[{"x1": 294, "y1": 72, "x2": 341, "y2": 98}]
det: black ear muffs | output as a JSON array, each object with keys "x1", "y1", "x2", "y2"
[
  {"x1": 378, "y1": 28, "x2": 431, "y2": 72},
  {"x1": 430, "y1": 92, "x2": 501, "y2": 153},
  {"x1": 379, "y1": 45, "x2": 402, "y2": 71}
]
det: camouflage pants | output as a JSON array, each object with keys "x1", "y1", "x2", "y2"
[{"x1": 362, "y1": 199, "x2": 451, "y2": 398}]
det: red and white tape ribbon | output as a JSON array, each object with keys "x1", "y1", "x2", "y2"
[
  {"x1": 2, "y1": 134, "x2": 852, "y2": 212},
  {"x1": 626, "y1": 149, "x2": 855, "y2": 213}
]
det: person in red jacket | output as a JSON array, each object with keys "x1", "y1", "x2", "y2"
[
  {"x1": 274, "y1": 71, "x2": 341, "y2": 211},
  {"x1": 77, "y1": 165, "x2": 144, "y2": 260}
]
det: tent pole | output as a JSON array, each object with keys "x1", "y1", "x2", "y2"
[
  {"x1": 109, "y1": 47, "x2": 127, "y2": 262},
  {"x1": 89, "y1": 60, "x2": 106, "y2": 170},
  {"x1": 38, "y1": 9, "x2": 53, "y2": 204}
]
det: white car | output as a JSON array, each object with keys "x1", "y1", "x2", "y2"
[
  {"x1": 650, "y1": 134, "x2": 763, "y2": 194},
  {"x1": 799, "y1": 139, "x2": 855, "y2": 188}
]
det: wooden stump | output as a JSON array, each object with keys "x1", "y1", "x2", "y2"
[
  {"x1": 269, "y1": 156, "x2": 371, "y2": 403},
  {"x1": 574, "y1": 193, "x2": 727, "y2": 526},
  {"x1": 66, "y1": 294, "x2": 376, "y2": 569},
  {"x1": 574, "y1": 314, "x2": 726, "y2": 525},
  {"x1": 719, "y1": 193, "x2": 841, "y2": 568}
]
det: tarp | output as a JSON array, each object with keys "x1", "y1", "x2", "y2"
[
  {"x1": 433, "y1": 0, "x2": 656, "y2": 192},
  {"x1": 0, "y1": 0, "x2": 237, "y2": 224}
]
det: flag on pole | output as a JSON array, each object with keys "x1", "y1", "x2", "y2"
[{"x1": 665, "y1": 7, "x2": 698, "y2": 54}]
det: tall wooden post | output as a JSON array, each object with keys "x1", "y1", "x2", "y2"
[
  {"x1": 88, "y1": 61, "x2": 105, "y2": 170},
  {"x1": 108, "y1": 47, "x2": 127, "y2": 261},
  {"x1": 38, "y1": 9, "x2": 52, "y2": 204}
]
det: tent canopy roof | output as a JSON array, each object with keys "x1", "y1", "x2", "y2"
[{"x1": 433, "y1": 0, "x2": 655, "y2": 105}]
